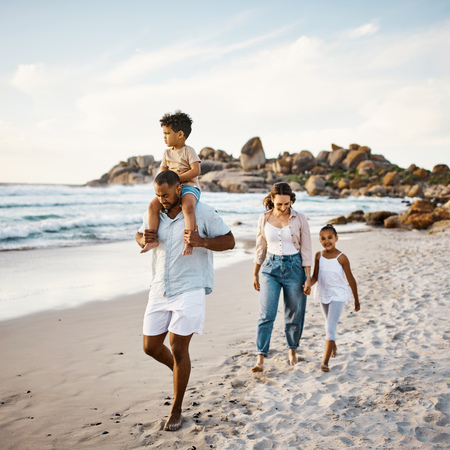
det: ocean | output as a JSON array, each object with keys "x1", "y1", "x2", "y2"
[
  {"x1": 0, "y1": 183, "x2": 410, "y2": 251},
  {"x1": 0, "y1": 183, "x2": 410, "y2": 321}
]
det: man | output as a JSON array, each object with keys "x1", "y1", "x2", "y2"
[{"x1": 135, "y1": 170, "x2": 235, "y2": 431}]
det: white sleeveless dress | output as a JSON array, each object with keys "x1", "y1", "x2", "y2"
[{"x1": 315, "y1": 252, "x2": 351, "y2": 304}]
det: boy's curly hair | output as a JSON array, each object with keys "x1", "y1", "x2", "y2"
[{"x1": 160, "y1": 110, "x2": 193, "y2": 138}]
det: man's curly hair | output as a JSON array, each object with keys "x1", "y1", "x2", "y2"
[{"x1": 160, "y1": 110, "x2": 193, "y2": 138}]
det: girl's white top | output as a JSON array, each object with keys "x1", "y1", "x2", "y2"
[
  {"x1": 314, "y1": 252, "x2": 352, "y2": 304},
  {"x1": 265, "y1": 222, "x2": 298, "y2": 256}
]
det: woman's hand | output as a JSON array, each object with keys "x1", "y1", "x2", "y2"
[{"x1": 253, "y1": 274, "x2": 260, "y2": 291}]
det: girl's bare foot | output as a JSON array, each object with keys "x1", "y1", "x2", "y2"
[
  {"x1": 182, "y1": 243, "x2": 193, "y2": 256},
  {"x1": 164, "y1": 413, "x2": 183, "y2": 431},
  {"x1": 288, "y1": 349, "x2": 298, "y2": 366},
  {"x1": 140, "y1": 241, "x2": 158, "y2": 253},
  {"x1": 321, "y1": 364, "x2": 330, "y2": 372},
  {"x1": 331, "y1": 343, "x2": 337, "y2": 358}
]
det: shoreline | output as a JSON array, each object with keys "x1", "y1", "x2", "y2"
[{"x1": 1, "y1": 228, "x2": 449, "y2": 448}]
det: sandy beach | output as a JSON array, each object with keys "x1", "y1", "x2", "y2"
[{"x1": 1, "y1": 228, "x2": 449, "y2": 449}]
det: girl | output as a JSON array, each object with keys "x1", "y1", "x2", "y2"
[{"x1": 304, "y1": 224, "x2": 360, "y2": 372}]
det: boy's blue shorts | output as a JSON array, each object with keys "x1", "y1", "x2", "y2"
[{"x1": 181, "y1": 185, "x2": 201, "y2": 203}]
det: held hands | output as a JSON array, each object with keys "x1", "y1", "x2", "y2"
[{"x1": 303, "y1": 277, "x2": 312, "y2": 295}]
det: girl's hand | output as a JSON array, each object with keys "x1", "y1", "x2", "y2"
[
  {"x1": 253, "y1": 275, "x2": 260, "y2": 292},
  {"x1": 354, "y1": 299, "x2": 360, "y2": 312}
]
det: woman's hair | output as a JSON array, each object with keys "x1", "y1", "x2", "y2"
[
  {"x1": 262, "y1": 182, "x2": 296, "y2": 211},
  {"x1": 320, "y1": 224, "x2": 338, "y2": 236}
]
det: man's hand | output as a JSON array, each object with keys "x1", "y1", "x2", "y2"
[
  {"x1": 143, "y1": 229, "x2": 158, "y2": 244},
  {"x1": 183, "y1": 229, "x2": 203, "y2": 248}
]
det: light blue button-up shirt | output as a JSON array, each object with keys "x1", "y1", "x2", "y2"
[{"x1": 139, "y1": 202, "x2": 231, "y2": 297}]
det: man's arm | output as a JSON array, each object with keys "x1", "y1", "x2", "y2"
[{"x1": 183, "y1": 230, "x2": 235, "y2": 251}]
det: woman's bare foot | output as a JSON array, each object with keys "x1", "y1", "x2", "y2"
[
  {"x1": 182, "y1": 243, "x2": 193, "y2": 256},
  {"x1": 321, "y1": 364, "x2": 330, "y2": 372},
  {"x1": 288, "y1": 349, "x2": 298, "y2": 366},
  {"x1": 140, "y1": 241, "x2": 158, "y2": 253},
  {"x1": 164, "y1": 413, "x2": 183, "y2": 431},
  {"x1": 251, "y1": 354, "x2": 264, "y2": 372}
]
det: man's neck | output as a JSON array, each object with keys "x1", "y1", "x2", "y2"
[{"x1": 167, "y1": 204, "x2": 182, "y2": 219}]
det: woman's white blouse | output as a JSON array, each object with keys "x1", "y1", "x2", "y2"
[{"x1": 264, "y1": 222, "x2": 298, "y2": 256}]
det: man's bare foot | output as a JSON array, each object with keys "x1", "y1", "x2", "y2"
[
  {"x1": 321, "y1": 364, "x2": 330, "y2": 372},
  {"x1": 288, "y1": 350, "x2": 298, "y2": 366},
  {"x1": 182, "y1": 243, "x2": 193, "y2": 256},
  {"x1": 331, "y1": 343, "x2": 337, "y2": 358},
  {"x1": 140, "y1": 241, "x2": 158, "y2": 253},
  {"x1": 164, "y1": 413, "x2": 183, "y2": 431}
]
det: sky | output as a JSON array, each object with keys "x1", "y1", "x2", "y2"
[{"x1": 0, "y1": 0, "x2": 449, "y2": 185}]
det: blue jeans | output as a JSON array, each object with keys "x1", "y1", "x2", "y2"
[{"x1": 256, "y1": 253, "x2": 307, "y2": 355}]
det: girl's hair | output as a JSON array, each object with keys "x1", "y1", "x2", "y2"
[
  {"x1": 320, "y1": 224, "x2": 338, "y2": 236},
  {"x1": 262, "y1": 182, "x2": 296, "y2": 211}
]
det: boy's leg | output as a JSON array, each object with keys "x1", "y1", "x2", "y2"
[
  {"x1": 181, "y1": 193, "x2": 197, "y2": 256},
  {"x1": 141, "y1": 196, "x2": 163, "y2": 253}
]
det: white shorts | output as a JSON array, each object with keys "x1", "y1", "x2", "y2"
[{"x1": 143, "y1": 288, "x2": 206, "y2": 336}]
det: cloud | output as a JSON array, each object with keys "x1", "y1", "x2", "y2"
[
  {"x1": 345, "y1": 22, "x2": 380, "y2": 39},
  {"x1": 9, "y1": 63, "x2": 49, "y2": 95}
]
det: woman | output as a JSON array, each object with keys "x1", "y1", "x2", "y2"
[{"x1": 252, "y1": 182, "x2": 313, "y2": 372}]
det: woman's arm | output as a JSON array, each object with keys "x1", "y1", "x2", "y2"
[
  {"x1": 253, "y1": 263, "x2": 261, "y2": 291},
  {"x1": 339, "y1": 254, "x2": 360, "y2": 311}
]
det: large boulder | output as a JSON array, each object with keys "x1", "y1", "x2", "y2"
[
  {"x1": 357, "y1": 160, "x2": 376, "y2": 176},
  {"x1": 406, "y1": 184, "x2": 424, "y2": 198},
  {"x1": 368, "y1": 185, "x2": 387, "y2": 196},
  {"x1": 384, "y1": 215, "x2": 412, "y2": 229},
  {"x1": 200, "y1": 160, "x2": 226, "y2": 175},
  {"x1": 305, "y1": 175, "x2": 326, "y2": 196},
  {"x1": 370, "y1": 154, "x2": 391, "y2": 166},
  {"x1": 346, "y1": 210, "x2": 365, "y2": 222},
  {"x1": 328, "y1": 216, "x2": 347, "y2": 225},
  {"x1": 428, "y1": 220, "x2": 450, "y2": 234},
  {"x1": 291, "y1": 151, "x2": 317, "y2": 174},
  {"x1": 432, "y1": 200, "x2": 450, "y2": 222},
  {"x1": 349, "y1": 143, "x2": 360, "y2": 150},
  {"x1": 240, "y1": 137, "x2": 266, "y2": 170},
  {"x1": 358, "y1": 146, "x2": 371, "y2": 155},
  {"x1": 349, "y1": 178, "x2": 368, "y2": 189},
  {"x1": 383, "y1": 172, "x2": 401, "y2": 186},
  {"x1": 341, "y1": 150, "x2": 368, "y2": 171},
  {"x1": 364, "y1": 211, "x2": 397, "y2": 225},
  {"x1": 331, "y1": 143, "x2": 343, "y2": 151},
  {"x1": 432, "y1": 164, "x2": 449, "y2": 174},
  {"x1": 316, "y1": 151, "x2": 330, "y2": 164},
  {"x1": 329, "y1": 149, "x2": 348, "y2": 169},
  {"x1": 199, "y1": 147, "x2": 216, "y2": 160},
  {"x1": 136, "y1": 155, "x2": 155, "y2": 169},
  {"x1": 402, "y1": 213, "x2": 434, "y2": 230},
  {"x1": 413, "y1": 168, "x2": 428, "y2": 179},
  {"x1": 275, "y1": 152, "x2": 293, "y2": 174}
]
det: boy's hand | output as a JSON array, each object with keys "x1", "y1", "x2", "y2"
[{"x1": 354, "y1": 299, "x2": 360, "y2": 312}]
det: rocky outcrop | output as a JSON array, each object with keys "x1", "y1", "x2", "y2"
[
  {"x1": 240, "y1": 137, "x2": 266, "y2": 170},
  {"x1": 86, "y1": 141, "x2": 449, "y2": 205}
]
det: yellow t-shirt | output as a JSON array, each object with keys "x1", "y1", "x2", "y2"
[{"x1": 161, "y1": 145, "x2": 201, "y2": 188}]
